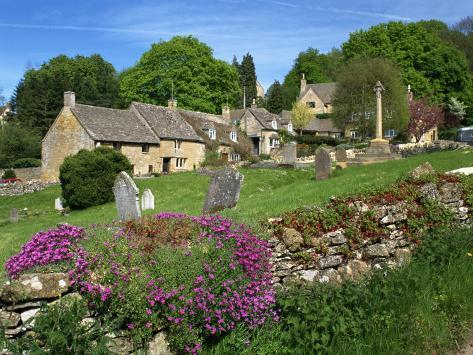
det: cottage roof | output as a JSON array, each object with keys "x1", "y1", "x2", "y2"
[
  {"x1": 299, "y1": 82, "x2": 337, "y2": 104},
  {"x1": 305, "y1": 118, "x2": 342, "y2": 133},
  {"x1": 70, "y1": 104, "x2": 160, "y2": 144},
  {"x1": 247, "y1": 108, "x2": 281, "y2": 130},
  {"x1": 131, "y1": 102, "x2": 202, "y2": 142}
]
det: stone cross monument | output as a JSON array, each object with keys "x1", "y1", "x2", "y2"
[{"x1": 373, "y1": 81, "x2": 386, "y2": 142}]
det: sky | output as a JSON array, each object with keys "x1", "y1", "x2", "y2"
[{"x1": 1, "y1": 0, "x2": 473, "y2": 101}]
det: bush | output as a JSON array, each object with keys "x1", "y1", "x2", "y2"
[
  {"x1": 59, "y1": 147, "x2": 132, "y2": 209},
  {"x1": 11, "y1": 158, "x2": 41, "y2": 168},
  {"x1": 1, "y1": 169, "x2": 16, "y2": 179},
  {"x1": 201, "y1": 150, "x2": 225, "y2": 167},
  {"x1": 295, "y1": 135, "x2": 341, "y2": 146},
  {"x1": 259, "y1": 154, "x2": 271, "y2": 160}
]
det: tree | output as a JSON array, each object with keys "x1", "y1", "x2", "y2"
[
  {"x1": 266, "y1": 80, "x2": 284, "y2": 114},
  {"x1": 291, "y1": 101, "x2": 313, "y2": 135},
  {"x1": 120, "y1": 36, "x2": 240, "y2": 114},
  {"x1": 282, "y1": 48, "x2": 342, "y2": 109},
  {"x1": 0, "y1": 88, "x2": 5, "y2": 106},
  {"x1": 332, "y1": 57, "x2": 408, "y2": 138},
  {"x1": 11, "y1": 54, "x2": 121, "y2": 136},
  {"x1": 238, "y1": 53, "x2": 257, "y2": 108},
  {"x1": 342, "y1": 21, "x2": 473, "y2": 107},
  {"x1": 0, "y1": 124, "x2": 41, "y2": 168},
  {"x1": 408, "y1": 98, "x2": 444, "y2": 142}
]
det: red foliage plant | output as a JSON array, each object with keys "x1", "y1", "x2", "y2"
[{"x1": 408, "y1": 98, "x2": 444, "y2": 142}]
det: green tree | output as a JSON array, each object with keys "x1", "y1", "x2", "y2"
[
  {"x1": 332, "y1": 57, "x2": 408, "y2": 138},
  {"x1": 238, "y1": 53, "x2": 257, "y2": 108},
  {"x1": 11, "y1": 54, "x2": 121, "y2": 136},
  {"x1": 292, "y1": 101, "x2": 313, "y2": 135},
  {"x1": 282, "y1": 48, "x2": 342, "y2": 109},
  {"x1": 0, "y1": 125, "x2": 41, "y2": 167},
  {"x1": 342, "y1": 21, "x2": 473, "y2": 107},
  {"x1": 266, "y1": 80, "x2": 284, "y2": 114},
  {"x1": 120, "y1": 36, "x2": 240, "y2": 114}
]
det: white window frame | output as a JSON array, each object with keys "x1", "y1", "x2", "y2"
[
  {"x1": 230, "y1": 153, "x2": 240, "y2": 162},
  {"x1": 269, "y1": 138, "x2": 280, "y2": 148},
  {"x1": 350, "y1": 130, "x2": 358, "y2": 139},
  {"x1": 271, "y1": 120, "x2": 278, "y2": 130},
  {"x1": 208, "y1": 128, "x2": 216, "y2": 140},
  {"x1": 174, "y1": 140, "x2": 182, "y2": 150},
  {"x1": 230, "y1": 131, "x2": 237, "y2": 142},
  {"x1": 384, "y1": 128, "x2": 396, "y2": 138},
  {"x1": 95, "y1": 141, "x2": 101, "y2": 148},
  {"x1": 287, "y1": 123, "x2": 293, "y2": 133},
  {"x1": 175, "y1": 158, "x2": 186, "y2": 168}
]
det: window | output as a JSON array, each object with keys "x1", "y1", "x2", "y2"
[
  {"x1": 384, "y1": 128, "x2": 396, "y2": 138},
  {"x1": 306, "y1": 102, "x2": 316, "y2": 108},
  {"x1": 176, "y1": 158, "x2": 186, "y2": 168},
  {"x1": 174, "y1": 140, "x2": 182, "y2": 150},
  {"x1": 269, "y1": 138, "x2": 280, "y2": 148},
  {"x1": 230, "y1": 131, "x2": 237, "y2": 142},
  {"x1": 333, "y1": 132, "x2": 341, "y2": 138},
  {"x1": 287, "y1": 123, "x2": 293, "y2": 133},
  {"x1": 271, "y1": 120, "x2": 278, "y2": 130},
  {"x1": 230, "y1": 153, "x2": 240, "y2": 162},
  {"x1": 142, "y1": 144, "x2": 150, "y2": 153},
  {"x1": 113, "y1": 142, "x2": 122, "y2": 151},
  {"x1": 350, "y1": 130, "x2": 358, "y2": 139},
  {"x1": 148, "y1": 165, "x2": 153, "y2": 173},
  {"x1": 95, "y1": 142, "x2": 101, "y2": 148},
  {"x1": 208, "y1": 128, "x2": 216, "y2": 140}
]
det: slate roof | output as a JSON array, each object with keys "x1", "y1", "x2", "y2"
[
  {"x1": 299, "y1": 82, "x2": 337, "y2": 104},
  {"x1": 71, "y1": 104, "x2": 160, "y2": 144},
  {"x1": 131, "y1": 102, "x2": 203, "y2": 142},
  {"x1": 279, "y1": 110, "x2": 341, "y2": 133},
  {"x1": 247, "y1": 108, "x2": 281, "y2": 130}
]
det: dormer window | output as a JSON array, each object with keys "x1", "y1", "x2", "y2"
[
  {"x1": 208, "y1": 128, "x2": 216, "y2": 140},
  {"x1": 287, "y1": 123, "x2": 293, "y2": 133},
  {"x1": 230, "y1": 131, "x2": 237, "y2": 142},
  {"x1": 271, "y1": 120, "x2": 277, "y2": 130},
  {"x1": 142, "y1": 144, "x2": 150, "y2": 153}
]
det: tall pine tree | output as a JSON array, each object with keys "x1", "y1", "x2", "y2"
[
  {"x1": 266, "y1": 80, "x2": 284, "y2": 114},
  {"x1": 238, "y1": 53, "x2": 257, "y2": 108}
]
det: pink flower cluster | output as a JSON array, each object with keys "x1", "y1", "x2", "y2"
[{"x1": 5, "y1": 224, "x2": 84, "y2": 279}]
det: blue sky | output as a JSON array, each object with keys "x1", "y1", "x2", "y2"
[{"x1": 1, "y1": 0, "x2": 472, "y2": 100}]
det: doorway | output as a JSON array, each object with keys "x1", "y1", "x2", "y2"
[{"x1": 162, "y1": 158, "x2": 171, "y2": 173}]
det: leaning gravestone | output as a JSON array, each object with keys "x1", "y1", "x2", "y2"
[
  {"x1": 141, "y1": 189, "x2": 155, "y2": 211},
  {"x1": 335, "y1": 147, "x2": 347, "y2": 162},
  {"x1": 315, "y1": 148, "x2": 332, "y2": 180},
  {"x1": 54, "y1": 197, "x2": 63, "y2": 211},
  {"x1": 281, "y1": 142, "x2": 297, "y2": 165},
  {"x1": 9, "y1": 208, "x2": 18, "y2": 223},
  {"x1": 113, "y1": 172, "x2": 141, "y2": 221},
  {"x1": 203, "y1": 168, "x2": 244, "y2": 214}
]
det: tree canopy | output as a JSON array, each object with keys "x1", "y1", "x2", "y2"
[
  {"x1": 119, "y1": 36, "x2": 240, "y2": 114},
  {"x1": 332, "y1": 57, "x2": 408, "y2": 138},
  {"x1": 291, "y1": 101, "x2": 313, "y2": 135},
  {"x1": 234, "y1": 53, "x2": 257, "y2": 108},
  {"x1": 11, "y1": 54, "x2": 121, "y2": 136},
  {"x1": 0, "y1": 124, "x2": 41, "y2": 168},
  {"x1": 342, "y1": 21, "x2": 473, "y2": 107},
  {"x1": 408, "y1": 98, "x2": 444, "y2": 142},
  {"x1": 266, "y1": 80, "x2": 284, "y2": 114}
]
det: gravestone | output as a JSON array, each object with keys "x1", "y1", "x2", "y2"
[
  {"x1": 54, "y1": 197, "x2": 63, "y2": 211},
  {"x1": 141, "y1": 189, "x2": 155, "y2": 211},
  {"x1": 9, "y1": 208, "x2": 18, "y2": 223},
  {"x1": 315, "y1": 148, "x2": 332, "y2": 180},
  {"x1": 335, "y1": 147, "x2": 347, "y2": 162},
  {"x1": 203, "y1": 168, "x2": 244, "y2": 214},
  {"x1": 281, "y1": 142, "x2": 297, "y2": 165},
  {"x1": 112, "y1": 172, "x2": 141, "y2": 221}
]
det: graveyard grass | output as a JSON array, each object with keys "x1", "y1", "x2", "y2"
[{"x1": 0, "y1": 150, "x2": 472, "y2": 269}]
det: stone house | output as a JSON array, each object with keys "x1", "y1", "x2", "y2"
[
  {"x1": 41, "y1": 92, "x2": 206, "y2": 181},
  {"x1": 298, "y1": 74, "x2": 336, "y2": 114},
  {"x1": 280, "y1": 110, "x2": 343, "y2": 138},
  {"x1": 231, "y1": 102, "x2": 293, "y2": 155}
]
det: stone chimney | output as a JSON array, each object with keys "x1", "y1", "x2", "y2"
[
  {"x1": 64, "y1": 91, "x2": 76, "y2": 107},
  {"x1": 167, "y1": 98, "x2": 177, "y2": 109},
  {"x1": 251, "y1": 98, "x2": 257, "y2": 109},
  {"x1": 300, "y1": 73, "x2": 307, "y2": 94},
  {"x1": 222, "y1": 105, "x2": 231, "y2": 122}
]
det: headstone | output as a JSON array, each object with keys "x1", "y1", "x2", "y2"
[
  {"x1": 335, "y1": 147, "x2": 347, "y2": 162},
  {"x1": 9, "y1": 208, "x2": 18, "y2": 223},
  {"x1": 112, "y1": 172, "x2": 141, "y2": 221},
  {"x1": 315, "y1": 148, "x2": 332, "y2": 180},
  {"x1": 409, "y1": 162, "x2": 435, "y2": 179},
  {"x1": 203, "y1": 168, "x2": 244, "y2": 214},
  {"x1": 141, "y1": 189, "x2": 155, "y2": 211},
  {"x1": 55, "y1": 197, "x2": 63, "y2": 210},
  {"x1": 281, "y1": 142, "x2": 297, "y2": 165}
]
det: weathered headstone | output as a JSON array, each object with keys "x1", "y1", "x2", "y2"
[
  {"x1": 335, "y1": 147, "x2": 347, "y2": 162},
  {"x1": 112, "y1": 172, "x2": 141, "y2": 221},
  {"x1": 203, "y1": 168, "x2": 244, "y2": 214},
  {"x1": 315, "y1": 148, "x2": 332, "y2": 180},
  {"x1": 281, "y1": 142, "x2": 297, "y2": 165},
  {"x1": 141, "y1": 189, "x2": 155, "y2": 211},
  {"x1": 9, "y1": 208, "x2": 18, "y2": 223},
  {"x1": 54, "y1": 197, "x2": 63, "y2": 211}
]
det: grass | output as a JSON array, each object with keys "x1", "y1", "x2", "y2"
[
  {"x1": 204, "y1": 226, "x2": 473, "y2": 355},
  {"x1": 0, "y1": 149, "x2": 472, "y2": 269}
]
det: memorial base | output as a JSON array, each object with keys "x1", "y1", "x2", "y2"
[{"x1": 347, "y1": 139, "x2": 401, "y2": 165}]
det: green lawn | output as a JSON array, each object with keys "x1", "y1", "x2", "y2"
[{"x1": 1, "y1": 149, "x2": 472, "y2": 269}]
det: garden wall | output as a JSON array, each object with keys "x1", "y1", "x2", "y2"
[{"x1": 0, "y1": 167, "x2": 42, "y2": 181}]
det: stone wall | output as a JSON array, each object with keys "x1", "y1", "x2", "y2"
[
  {"x1": 299, "y1": 89, "x2": 331, "y2": 114},
  {"x1": 268, "y1": 179, "x2": 470, "y2": 286},
  {"x1": 0, "y1": 167, "x2": 41, "y2": 181}
]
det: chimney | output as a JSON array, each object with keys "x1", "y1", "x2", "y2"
[
  {"x1": 64, "y1": 91, "x2": 76, "y2": 107},
  {"x1": 222, "y1": 105, "x2": 230, "y2": 122},
  {"x1": 300, "y1": 73, "x2": 307, "y2": 94},
  {"x1": 407, "y1": 84, "x2": 413, "y2": 102},
  {"x1": 167, "y1": 98, "x2": 177, "y2": 109},
  {"x1": 251, "y1": 98, "x2": 257, "y2": 109}
]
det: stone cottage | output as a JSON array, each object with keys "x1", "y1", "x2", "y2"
[
  {"x1": 298, "y1": 74, "x2": 336, "y2": 114},
  {"x1": 41, "y1": 92, "x2": 206, "y2": 181}
]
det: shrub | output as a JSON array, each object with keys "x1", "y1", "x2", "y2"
[
  {"x1": 11, "y1": 158, "x2": 41, "y2": 168},
  {"x1": 59, "y1": 147, "x2": 132, "y2": 209},
  {"x1": 1, "y1": 169, "x2": 16, "y2": 179},
  {"x1": 259, "y1": 154, "x2": 271, "y2": 160},
  {"x1": 201, "y1": 151, "x2": 224, "y2": 167},
  {"x1": 295, "y1": 135, "x2": 341, "y2": 147}
]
